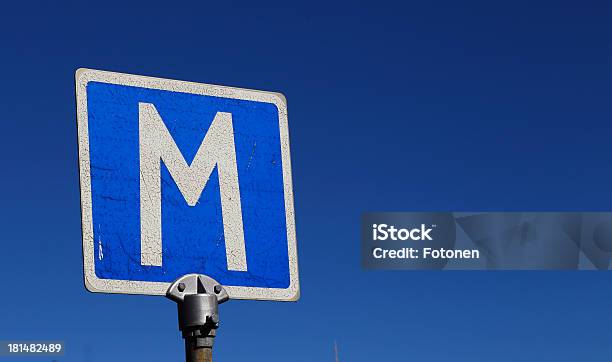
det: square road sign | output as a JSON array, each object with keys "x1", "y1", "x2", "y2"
[{"x1": 76, "y1": 69, "x2": 299, "y2": 301}]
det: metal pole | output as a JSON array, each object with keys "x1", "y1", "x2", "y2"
[
  {"x1": 167, "y1": 274, "x2": 229, "y2": 362},
  {"x1": 185, "y1": 338, "x2": 213, "y2": 362},
  {"x1": 334, "y1": 341, "x2": 339, "y2": 362}
]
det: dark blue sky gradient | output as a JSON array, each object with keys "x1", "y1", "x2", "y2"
[{"x1": 0, "y1": 1, "x2": 610, "y2": 361}]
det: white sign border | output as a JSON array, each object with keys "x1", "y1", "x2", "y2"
[{"x1": 76, "y1": 68, "x2": 299, "y2": 301}]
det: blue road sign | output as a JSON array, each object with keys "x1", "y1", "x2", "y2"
[{"x1": 76, "y1": 69, "x2": 299, "y2": 301}]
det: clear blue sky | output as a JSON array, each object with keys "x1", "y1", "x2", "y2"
[{"x1": 0, "y1": 0, "x2": 611, "y2": 361}]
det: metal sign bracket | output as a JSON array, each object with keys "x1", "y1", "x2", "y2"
[{"x1": 167, "y1": 274, "x2": 229, "y2": 362}]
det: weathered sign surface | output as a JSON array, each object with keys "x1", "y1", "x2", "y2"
[{"x1": 76, "y1": 69, "x2": 299, "y2": 301}]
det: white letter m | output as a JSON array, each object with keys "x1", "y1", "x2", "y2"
[{"x1": 138, "y1": 103, "x2": 247, "y2": 271}]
